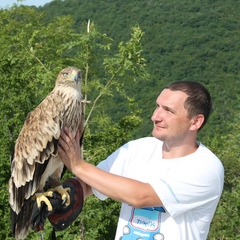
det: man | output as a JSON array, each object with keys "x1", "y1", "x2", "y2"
[{"x1": 58, "y1": 81, "x2": 224, "y2": 240}]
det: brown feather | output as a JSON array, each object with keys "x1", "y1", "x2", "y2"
[{"x1": 8, "y1": 67, "x2": 84, "y2": 239}]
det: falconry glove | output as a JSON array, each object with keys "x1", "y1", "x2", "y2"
[{"x1": 31, "y1": 178, "x2": 84, "y2": 232}]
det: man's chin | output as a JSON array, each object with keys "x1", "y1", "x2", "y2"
[{"x1": 152, "y1": 131, "x2": 164, "y2": 141}]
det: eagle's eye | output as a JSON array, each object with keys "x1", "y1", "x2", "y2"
[{"x1": 62, "y1": 72, "x2": 68, "y2": 77}]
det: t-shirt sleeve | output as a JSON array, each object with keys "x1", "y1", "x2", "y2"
[
  {"x1": 92, "y1": 143, "x2": 130, "y2": 200},
  {"x1": 149, "y1": 156, "x2": 224, "y2": 218}
]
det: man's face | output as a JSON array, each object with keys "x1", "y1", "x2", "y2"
[{"x1": 151, "y1": 89, "x2": 193, "y2": 144}]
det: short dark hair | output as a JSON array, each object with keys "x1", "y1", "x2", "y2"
[{"x1": 165, "y1": 81, "x2": 212, "y2": 130}]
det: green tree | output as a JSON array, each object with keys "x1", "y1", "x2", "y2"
[
  {"x1": 207, "y1": 111, "x2": 240, "y2": 240},
  {"x1": 0, "y1": 5, "x2": 148, "y2": 239}
]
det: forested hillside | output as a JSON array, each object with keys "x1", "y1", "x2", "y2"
[
  {"x1": 39, "y1": 0, "x2": 240, "y2": 139},
  {"x1": 0, "y1": 0, "x2": 239, "y2": 239}
]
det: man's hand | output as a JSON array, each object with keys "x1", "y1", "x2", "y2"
[
  {"x1": 58, "y1": 127, "x2": 93, "y2": 200},
  {"x1": 58, "y1": 127, "x2": 83, "y2": 173}
]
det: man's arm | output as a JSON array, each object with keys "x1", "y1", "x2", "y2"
[
  {"x1": 58, "y1": 127, "x2": 163, "y2": 208},
  {"x1": 75, "y1": 177, "x2": 93, "y2": 200}
]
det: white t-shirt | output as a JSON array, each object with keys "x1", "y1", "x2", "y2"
[{"x1": 92, "y1": 137, "x2": 224, "y2": 240}]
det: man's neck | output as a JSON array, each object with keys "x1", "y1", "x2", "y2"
[{"x1": 162, "y1": 141, "x2": 199, "y2": 159}]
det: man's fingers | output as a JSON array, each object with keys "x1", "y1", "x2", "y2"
[
  {"x1": 58, "y1": 142, "x2": 68, "y2": 159},
  {"x1": 75, "y1": 130, "x2": 80, "y2": 142},
  {"x1": 63, "y1": 126, "x2": 75, "y2": 140},
  {"x1": 59, "y1": 131, "x2": 71, "y2": 153},
  {"x1": 60, "y1": 127, "x2": 73, "y2": 146}
]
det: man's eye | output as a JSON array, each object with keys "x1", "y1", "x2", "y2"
[{"x1": 164, "y1": 107, "x2": 174, "y2": 113}]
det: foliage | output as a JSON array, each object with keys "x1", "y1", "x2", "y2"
[
  {"x1": 37, "y1": 4, "x2": 240, "y2": 238},
  {"x1": 206, "y1": 112, "x2": 240, "y2": 240},
  {"x1": 0, "y1": 6, "x2": 79, "y2": 239},
  {"x1": 0, "y1": 5, "x2": 147, "y2": 240},
  {"x1": 39, "y1": 0, "x2": 240, "y2": 139},
  {"x1": 0, "y1": 0, "x2": 240, "y2": 239},
  {"x1": 41, "y1": 0, "x2": 240, "y2": 238}
]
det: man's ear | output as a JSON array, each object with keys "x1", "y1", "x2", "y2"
[{"x1": 190, "y1": 114, "x2": 204, "y2": 131}]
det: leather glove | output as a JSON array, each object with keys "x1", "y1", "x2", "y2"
[{"x1": 31, "y1": 178, "x2": 84, "y2": 232}]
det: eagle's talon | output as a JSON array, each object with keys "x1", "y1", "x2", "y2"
[
  {"x1": 33, "y1": 186, "x2": 71, "y2": 212},
  {"x1": 46, "y1": 186, "x2": 71, "y2": 207},
  {"x1": 61, "y1": 187, "x2": 71, "y2": 206},
  {"x1": 33, "y1": 192, "x2": 54, "y2": 211}
]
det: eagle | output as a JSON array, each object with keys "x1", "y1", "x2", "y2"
[{"x1": 8, "y1": 67, "x2": 84, "y2": 239}]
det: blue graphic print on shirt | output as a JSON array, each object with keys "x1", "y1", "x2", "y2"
[{"x1": 119, "y1": 207, "x2": 165, "y2": 240}]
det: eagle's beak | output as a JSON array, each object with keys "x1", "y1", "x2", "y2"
[{"x1": 72, "y1": 70, "x2": 81, "y2": 84}]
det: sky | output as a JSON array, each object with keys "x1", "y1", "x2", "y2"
[{"x1": 0, "y1": 0, "x2": 52, "y2": 8}]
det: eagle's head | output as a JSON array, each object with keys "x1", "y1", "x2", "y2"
[{"x1": 56, "y1": 67, "x2": 82, "y2": 86}]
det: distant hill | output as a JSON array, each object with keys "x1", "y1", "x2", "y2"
[{"x1": 40, "y1": 0, "x2": 240, "y2": 139}]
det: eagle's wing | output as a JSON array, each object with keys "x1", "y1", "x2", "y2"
[
  {"x1": 8, "y1": 67, "x2": 83, "y2": 239},
  {"x1": 9, "y1": 92, "x2": 63, "y2": 214}
]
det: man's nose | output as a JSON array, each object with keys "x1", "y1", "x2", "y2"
[{"x1": 151, "y1": 107, "x2": 163, "y2": 121}]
